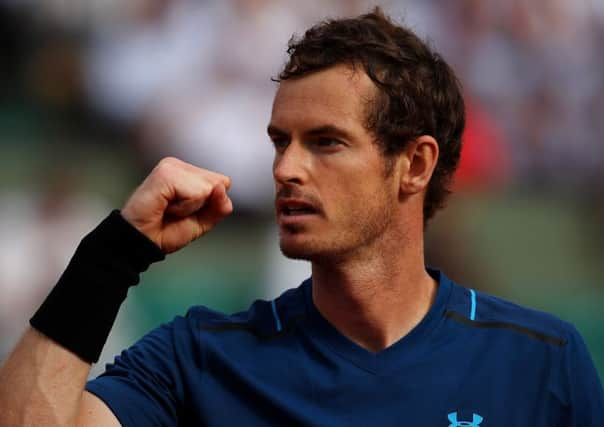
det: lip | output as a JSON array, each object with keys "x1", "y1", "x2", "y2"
[
  {"x1": 277, "y1": 211, "x2": 319, "y2": 227},
  {"x1": 276, "y1": 198, "x2": 318, "y2": 213},
  {"x1": 276, "y1": 198, "x2": 320, "y2": 225}
]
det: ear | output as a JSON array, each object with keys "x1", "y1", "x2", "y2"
[{"x1": 398, "y1": 135, "x2": 439, "y2": 195}]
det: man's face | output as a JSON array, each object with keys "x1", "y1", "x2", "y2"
[{"x1": 268, "y1": 65, "x2": 401, "y2": 262}]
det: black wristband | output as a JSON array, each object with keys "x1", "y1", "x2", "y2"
[{"x1": 30, "y1": 210, "x2": 165, "y2": 363}]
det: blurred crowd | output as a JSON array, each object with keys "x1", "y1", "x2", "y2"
[
  {"x1": 1, "y1": 0, "x2": 603, "y2": 372},
  {"x1": 3, "y1": 0, "x2": 604, "y2": 194}
]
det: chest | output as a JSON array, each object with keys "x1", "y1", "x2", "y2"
[{"x1": 188, "y1": 345, "x2": 565, "y2": 426}]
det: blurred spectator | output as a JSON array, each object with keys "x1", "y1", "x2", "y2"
[{"x1": 455, "y1": 98, "x2": 511, "y2": 190}]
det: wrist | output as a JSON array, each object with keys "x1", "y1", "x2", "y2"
[{"x1": 30, "y1": 210, "x2": 165, "y2": 363}]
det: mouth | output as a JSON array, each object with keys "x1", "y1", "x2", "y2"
[
  {"x1": 282, "y1": 206, "x2": 317, "y2": 216},
  {"x1": 277, "y1": 199, "x2": 320, "y2": 217}
]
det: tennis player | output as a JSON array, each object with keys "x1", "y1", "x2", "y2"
[{"x1": 1, "y1": 8, "x2": 603, "y2": 426}]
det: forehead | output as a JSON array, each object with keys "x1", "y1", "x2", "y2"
[{"x1": 270, "y1": 64, "x2": 376, "y2": 131}]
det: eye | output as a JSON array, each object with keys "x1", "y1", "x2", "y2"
[
  {"x1": 271, "y1": 137, "x2": 289, "y2": 151},
  {"x1": 315, "y1": 137, "x2": 341, "y2": 148}
]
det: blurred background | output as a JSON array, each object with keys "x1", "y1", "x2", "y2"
[{"x1": 0, "y1": 0, "x2": 602, "y2": 379}]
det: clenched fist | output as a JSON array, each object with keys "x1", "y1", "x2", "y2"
[{"x1": 121, "y1": 157, "x2": 233, "y2": 254}]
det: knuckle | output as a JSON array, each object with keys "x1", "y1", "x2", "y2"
[
  {"x1": 157, "y1": 156, "x2": 179, "y2": 171},
  {"x1": 154, "y1": 157, "x2": 180, "y2": 179},
  {"x1": 160, "y1": 156, "x2": 179, "y2": 165},
  {"x1": 200, "y1": 180, "x2": 214, "y2": 196}
]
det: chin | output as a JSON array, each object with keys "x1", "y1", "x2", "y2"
[
  {"x1": 279, "y1": 234, "x2": 348, "y2": 263},
  {"x1": 278, "y1": 230, "x2": 326, "y2": 260},
  {"x1": 279, "y1": 239, "x2": 316, "y2": 261}
]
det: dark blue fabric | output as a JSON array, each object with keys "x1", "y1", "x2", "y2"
[{"x1": 86, "y1": 270, "x2": 604, "y2": 426}]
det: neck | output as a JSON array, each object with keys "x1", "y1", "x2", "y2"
[{"x1": 310, "y1": 230, "x2": 437, "y2": 353}]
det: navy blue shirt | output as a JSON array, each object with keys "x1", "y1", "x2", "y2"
[{"x1": 86, "y1": 270, "x2": 604, "y2": 426}]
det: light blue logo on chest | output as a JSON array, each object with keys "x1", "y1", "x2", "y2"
[{"x1": 448, "y1": 411, "x2": 484, "y2": 426}]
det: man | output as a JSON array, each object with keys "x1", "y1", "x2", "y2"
[{"x1": 1, "y1": 8, "x2": 603, "y2": 426}]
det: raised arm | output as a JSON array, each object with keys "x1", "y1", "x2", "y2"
[{"x1": 0, "y1": 157, "x2": 232, "y2": 426}]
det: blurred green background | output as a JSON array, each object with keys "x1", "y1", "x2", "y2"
[{"x1": 0, "y1": 0, "x2": 602, "y2": 381}]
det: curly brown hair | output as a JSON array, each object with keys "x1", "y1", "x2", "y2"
[{"x1": 276, "y1": 7, "x2": 465, "y2": 224}]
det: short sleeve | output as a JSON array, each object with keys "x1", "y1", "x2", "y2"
[
  {"x1": 85, "y1": 311, "x2": 201, "y2": 427},
  {"x1": 564, "y1": 326, "x2": 604, "y2": 426}
]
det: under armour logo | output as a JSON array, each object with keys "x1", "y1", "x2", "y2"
[{"x1": 448, "y1": 411, "x2": 483, "y2": 426}]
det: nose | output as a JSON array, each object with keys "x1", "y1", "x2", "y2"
[{"x1": 273, "y1": 141, "x2": 309, "y2": 185}]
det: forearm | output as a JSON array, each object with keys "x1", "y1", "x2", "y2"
[
  {"x1": 0, "y1": 159, "x2": 228, "y2": 426},
  {"x1": 0, "y1": 328, "x2": 91, "y2": 426},
  {"x1": 0, "y1": 211, "x2": 165, "y2": 426}
]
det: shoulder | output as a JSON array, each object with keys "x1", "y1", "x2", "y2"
[
  {"x1": 444, "y1": 277, "x2": 574, "y2": 348},
  {"x1": 184, "y1": 281, "x2": 308, "y2": 339},
  {"x1": 441, "y1": 276, "x2": 604, "y2": 418}
]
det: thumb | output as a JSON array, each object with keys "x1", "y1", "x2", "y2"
[
  {"x1": 165, "y1": 198, "x2": 205, "y2": 218},
  {"x1": 195, "y1": 183, "x2": 233, "y2": 232},
  {"x1": 212, "y1": 183, "x2": 234, "y2": 216}
]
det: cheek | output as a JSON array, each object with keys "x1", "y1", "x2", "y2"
[
  {"x1": 316, "y1": 155, "x2": 390, "y2": 212},
  {"x1": 329, "y1": 176, "x2": 382, "y2": 217}
]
